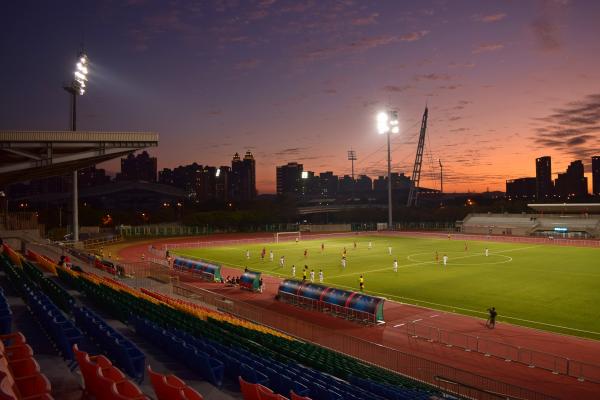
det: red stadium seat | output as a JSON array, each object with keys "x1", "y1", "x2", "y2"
[
  {"x1": 0, "y1": 356, "x2": 40, "y2": 378},
  {"x1": 257, "y1": 384, "x2": 288, "y2": 399},
  {"x1": 148, "y1": 365, "x2": 186, "y2": 400},
  {"x1": 239, "y1": 376, "x2": 261, "y2": 400},
  {"x1": 290, "y1": 391, "x2": 312, "y2": 400},
  {"x1": 73, "y1": 344, "x2": 116, "y2": 397},
  {"x1": 95, "y1": 366, "x2": 130, "y2": 399},
  {"x1": 0, "y1": 333, "x2": 27, "y2": 347},
  {"x1": 108, "y1": 380, "x2": 148, "y2": 399},
  {"x1": 181, "y1": 386, "x2": 204, "y2": 400},
  {"x1": 0, "y1": 342, "x2": 33, "y2": 361}
]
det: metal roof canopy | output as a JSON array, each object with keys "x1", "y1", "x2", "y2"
[
  {"x1": 528, "y1": 203, "x2": 600, "y2": 214},
  {"x1": 0, "y1": 131, "x2": 158, "y2": 186}
]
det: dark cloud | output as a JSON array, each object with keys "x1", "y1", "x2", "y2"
[
  {"x1": 532, "y1": 94, "x2": 600, "y2": 164},
  {"x1": 414, "y1": 73, "x2": 451, "y2": 81},
  {"x1": 352, "y1": 13, "x2": 379, "y2": 26},
  {"x1": 472, "y1": 43, "x2": 504, "y2": 54},
  {"x1": 449, "y1": 62, "x2": 475, "y2": 68},
  {"x1": 382, "y1": 85, "x2": 413, "y2": 93},
  {"x1": 473, "y1": 13, "x2": 507, "y2": 23},
  {"x1": 531, "y1": 18, "x2": 560, "y2": 51},
  {"x1": 274, "y1": 147, "x2": 312, "y2": 157}
]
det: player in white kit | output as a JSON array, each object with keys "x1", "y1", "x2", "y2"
[
  {"x1": 319, "y1": 270, "x2": 324, "y2": 283},
  {"x1": 443, "y1": 254, "x2": 448, "y2": 267},
  {"x1": 393, "y1": 259, "x2": 398, "y2": 272}
]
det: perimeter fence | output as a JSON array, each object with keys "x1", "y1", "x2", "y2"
[
  {"x1": 167, "y1": 281, "x2": 557, "y2": 400},
  {"x1": 406, "y1": 322, "x2": 600, "y2": 384}
]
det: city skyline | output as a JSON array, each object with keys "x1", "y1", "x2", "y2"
[{"x1": 1, "y1": 1, "x2": 600, "y2": 194}]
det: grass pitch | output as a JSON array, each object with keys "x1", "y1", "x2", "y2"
[{"x1": 172, "y1": 235, "x2": 600, "y2": 339}]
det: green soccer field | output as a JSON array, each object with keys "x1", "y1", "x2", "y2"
[{"x1": 172, "y1": 235, "x2": 600, "y2": 339}]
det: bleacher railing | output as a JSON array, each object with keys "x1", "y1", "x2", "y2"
[
  {"x1": 170, "y1": 281, "x2": 556, "y2": 400},
  {"x1": 277, "y1": 291, "x2": 377, "y2": 324},
  {"x1": 406, "y1": 321, "x2": 600, "y2": 384}
]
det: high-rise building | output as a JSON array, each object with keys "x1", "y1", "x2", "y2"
[
  {"x1": 506, "y1": 177, "x2": 536, "y2": 199},
  {"x1": 198, "y1": 166, "x2": 217, "y2": 202},
  {"x1": 554, "y1": 160, "x2": 588, "y2": 199},
  {"x1": 355, "y1": 175, "x2": 373, "y2": 193},
  {"x1": 319, "y1": 172, "x2": 338, "y2": 198},
  {"x1": 593, "y1": 156, "x2": 600, "y2": 196},
  {"x1": 117, "y1": 151, "x2": 157, "y2": 182},
  {"x1": 215, "y1": 166, "x2": 231, "y2": 202},
  {"x1": 535, "y1": 156, "x2": 553, "y2": 200},
  {"x1": 78, "y1": 166, "x2": 111, "y2": 188},
  {"x1": 276, "y1": 162, "x2": 303, "y2": 196},
  {"x1": 230, "y1": 151, "x2": 256, "y2": 203}
]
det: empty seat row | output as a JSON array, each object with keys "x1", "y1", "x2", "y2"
[
  {"x1": 0, "y1": 288, "x2": 13, "y2": 335},
  {"x1": 148, "y1": 365, "x2": 204, "y2": 400},
  {"x1": 0, "y1": 332, "x2": 53, "y2": 400},
  {"x1": 73, "y1": 344, "x2": 148, "y2": 400},
  {"x1": 239, "y1": 375, "x2": 291, "y2": 400},
  {"x1": 73, "y1": 306, "x2": 145, "y2": 382},
  {"x1": 1, "y1": 256, "x2": 82, "y2": 365},
  {"x1": 52, "y1": 258, "x2": 446, "y2": 400},
  {"x1": 21, "y1": 261, "x2": 74, "y2": 312},
  {"x1": 133, "y1": 317, "x2": 224, "y2": 387}
]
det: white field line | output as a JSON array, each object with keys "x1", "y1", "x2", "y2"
[
  {"x1": 175, "y1": 244, "x2": 600, "y2": 336},
  {"x1": 331, "y1": 245, "x2": 539, "y2": 278}
]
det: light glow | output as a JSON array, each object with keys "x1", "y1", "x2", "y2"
[{"x1": 301, "y1": 171, "x2": 309, "y2": 179}]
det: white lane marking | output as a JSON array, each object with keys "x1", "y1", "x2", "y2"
[
  {"x1": 412, "y1": 319, "x2": 422, "y2": 323},
  {"x1": 393, "y1": 323, "x2": 405, "y2": 328}
]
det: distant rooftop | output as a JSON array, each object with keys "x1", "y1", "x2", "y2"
[{"x1": 528, "y1": 203, "x2": 600, "y2": 213}]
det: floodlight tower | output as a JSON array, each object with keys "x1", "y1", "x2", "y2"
[
  {"x1": 63, "y1": 51, "x2": 89, "y2": 242},
  {"x1": 347, "y1": 149, "x2": 357, "y2": 199},
  {"x1": 376, "y1": 110, "x2": 399, "y2": 229}
]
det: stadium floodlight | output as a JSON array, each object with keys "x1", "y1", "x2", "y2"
[
  {"x1": 301, "y1": 171, "x2": 309, "y2": 179},
  {"x1": 376, "y1": 110, "x2": 399, "y2": 229},
  {"x1": 63, "y1": 50, "x2": 90, "y2": 243}
]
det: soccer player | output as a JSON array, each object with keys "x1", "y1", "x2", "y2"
[
  {"x1": 442, "y1": 254, "x2": 448, "y2": 267},
  {"x1": 310, "y1": 269, "x2": 315, "y2": 282},
  {"x1": 368, "y1": 241, "x2": 372, "y2": 250},
  {"x1": 341, "y1": 256, "x2": 347, "y2": 269},
  {"x1": 388, "y1": 246, "x2": 392, "y2": 256},
  {"x1": 261, "y1": 247, "x2": 266, "y2": 260},
  {"x1": 246, "y1": 250, "x2": 250, "y2": 259},
  {"x1": 359, "y1": 275, "x2": 364, "y2": 292},
  {"x1": 393, "y1": 259, "x2": 398, "y2": 272},
  {"x1": 464, "y1": 242, "x2": 468, "y2": 251},
  {"x1": 485, "y1": 247, "x2": 489, "y2": 257},
  {"x1": 304, "y1": 249, "x2": 308, "y2": 258},
  {"x1": 321, "y1": 243, "x2": 325, "y2": 252},
  {"x1": 343, "y1": 247, "x2": 347, "y2": 256},
  {"x1": 279, "y1": 255, "x2": 285, "y2": 268},
  {"x1": 302, "y1": 268, "x2": 307, "y2": 281},
  {"x1": 353, "y1": 241, "x2": 357, "y2": 250},
  {"x1": 295, "y1": 237, "x2": 299, "y2": 244},
  {"x1": 435, "y1": 251, "x2": 439, "y2": 263},
  {"x1": 291, "y1": 264, "x2": 296, "y2": 277},
  {"x1": 486, "y1": 307, "x2": 497, "y2": 329},
  {"x1": 319, "y1": 269, "x2": 324, "y2": 283},
  {"x1": 269, "y1": 250, "x2": 274, "y2": 262}
]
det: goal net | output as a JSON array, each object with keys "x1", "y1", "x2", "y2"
[{"x1": 274, "y1": 231, "x2": 301, "y2": 243}]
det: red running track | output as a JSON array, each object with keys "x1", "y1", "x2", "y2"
[{"x1": 117, "y1": 233, "x2": 600, "y2": 400}]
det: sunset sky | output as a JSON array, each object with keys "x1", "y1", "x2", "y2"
[{"x1": 1, "y1": 0, "x2": 599, "y2": 193}]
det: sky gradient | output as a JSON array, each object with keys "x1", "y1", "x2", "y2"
[{"x1": 1, "y1": 0, "x2": 599, "y2": 194}]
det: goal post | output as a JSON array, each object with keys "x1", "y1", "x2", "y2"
[{"x1": 274, "y1": 231, "x2": 301, "y2": 243}]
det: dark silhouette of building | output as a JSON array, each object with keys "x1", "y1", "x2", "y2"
[
  {"x1": 319, "y1": 172, "x2": 338, "y2": 198},
  {"x1": 554, "y1": 160, "x2": 588, "y2": 199},
  {"x1": 506, "y1": 177, "x2": 536, "y2": 199},
  {"x1": 215, "y1": 166, "x2": 230, "y2": 202},
  {"x1": 355, "y1": 175, "x2": 373, "y2": 193},
  {"x1": 374, "y1": 173, "x2": 411, "y2": 192},
  {"x1": 159, "y1": 162, "x2": 202, "y2": 200},
  {"x1": 593, "y1": 156, "x2": 600, "y2": 196},
  {"x1": 230, "y1": 151, "x2": 256, "y2": 203},
  {"x1": 535, "y1": 156, "x2": 553, "y2": 200},
  {"x1": 116, "y1": 151, "x2": 157, "y2": 183},
  {"x1": 276, "y1": 162, "x2": 303, "y2": 196},
  {"x1": 78, "y1": 166, "x2": 110, "y2": 188}
]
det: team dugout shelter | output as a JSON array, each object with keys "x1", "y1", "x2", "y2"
[
  {"x1": 240, "y1": 270, "x2": 262, "y2": 291},
  {"x1": 278, "y1": 279, "x2": 385, "y2": 325},
  {"x1": 173, "y1": 257, "x2": 223, "y2": 282}
]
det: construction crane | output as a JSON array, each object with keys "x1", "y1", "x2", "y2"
[{"x1": 407, "y1": 107, "x2": 428, "y2": 207}]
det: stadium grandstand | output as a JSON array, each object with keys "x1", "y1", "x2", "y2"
[{"x1": 461, "y1": 204, "x2": 600, "y2": 238}]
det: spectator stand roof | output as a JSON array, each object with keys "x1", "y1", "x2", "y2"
[{"x1": 0, "y1": 131, "x2": 158, "y2": 186}]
